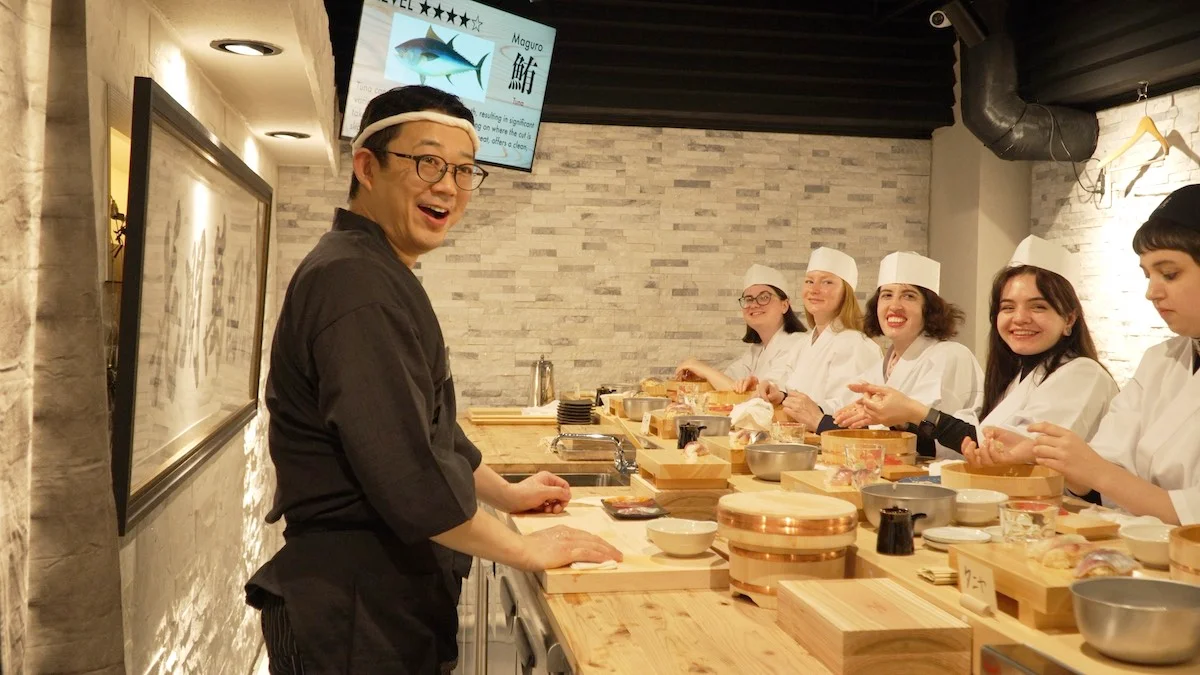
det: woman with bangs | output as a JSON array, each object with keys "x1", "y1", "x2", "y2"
[
  {"x1": 675, "y1": 263, "x2": 807, "y2": 392},
  {"x1": 756, "y1": 247, "x2": 881, "y2": 422},
  {"x1": 795, "y1": 251, "x2": 985, "y2": 459},
  {"x1": 1012, "y1": 185, "x2": 1200, "y2": 525},
  {"x1": 845, "y1": 236, "x2": 1118, "y2": 468}
]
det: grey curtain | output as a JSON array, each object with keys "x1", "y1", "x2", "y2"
[{"x1": 0, "y1": 0, "x2": 126, "y2": 672}]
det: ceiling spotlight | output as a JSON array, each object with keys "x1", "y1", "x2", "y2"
[
  {"x1": 265, "y1": 131, "x2": 311, "y2": 140},
  {"x1": 210, "y1": 39, "x2": 283, "y2": 57}
]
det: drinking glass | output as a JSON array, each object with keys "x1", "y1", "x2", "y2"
[{"x1": 1000, "y1": 500, "x2": 1058, "y2": 546}]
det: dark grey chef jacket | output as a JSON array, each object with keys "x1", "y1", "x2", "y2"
[{"x1": 246, "y1": 208, "x2": 482, "y2": 673}]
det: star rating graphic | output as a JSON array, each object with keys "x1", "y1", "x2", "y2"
[{"x1": 415, "y1": 0, "x2": 480, "y2": 31}]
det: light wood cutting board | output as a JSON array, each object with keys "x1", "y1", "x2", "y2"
[
  {"x1": 506, "y1": 507, "x2": 729, "y2": 594},
  {"x1": 781, "y1": 470, "x2": 867, "y2": 510},
  {"x1": 777, "y1": 578, "x2": 971, "y2": 675},
  {"x1": 728, "y1": 474, "x2": 785, "y2": 494},
  {"x1": 638, "y1": 447, "x2": 731, "y2": 489},
  {"x1": 467, "y1": 407, "x2": 556, "y2": 425}
]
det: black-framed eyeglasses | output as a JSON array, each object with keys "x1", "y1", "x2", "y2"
[
  {"x1": 381, "y1": 151, "x2": 489, "y2": 191},
  {"x1": 738, "y1": 291, "x2": 778, "y2": 308}
]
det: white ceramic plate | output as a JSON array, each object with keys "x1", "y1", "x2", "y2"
[
  {"x1": 922, "y1": 526, "x2": 992, "y2": 545},
  {"x1": 984, "y1": 525, "x2": 1004, "y2": 543}
]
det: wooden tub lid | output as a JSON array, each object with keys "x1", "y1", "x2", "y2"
[{"x1": 718, "y1": 492, "x2": 856, "y2": 520}]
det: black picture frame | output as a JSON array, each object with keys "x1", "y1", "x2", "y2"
[{"x1": 110, "y1": 77, "x2": 272, "y2": 535}]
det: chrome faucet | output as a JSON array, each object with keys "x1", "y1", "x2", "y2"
[{"x1": 549, "y1": 433, "x2": 638, "y2": 476}]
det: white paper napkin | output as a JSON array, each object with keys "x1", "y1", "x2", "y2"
[{"x1": 730, "y1": 398, "x2": 774, "y2": 431}]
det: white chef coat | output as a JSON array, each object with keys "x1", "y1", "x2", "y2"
[
  {"x1": 1090, "y1": 336, "x2": 1200, "y2": 525},
  {"x1": 724, "y1": 329, "x2": 806, "y2": 388},
  {"x1": 783, "y1": 321, "x2": 882, "y2": 413},
  {"x1": 836, "y1": 335, "x2": 985, "y2": 459},
  {"x1": 959, "y1": 357, "x2": 1118, "y2": 442}
]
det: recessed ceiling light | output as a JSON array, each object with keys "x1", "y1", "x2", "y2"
[
  {"x1": 210, "y1": 39, "x2": 283, "y2": 57},
  {"x1": 265, "y1": 131, "x2": 311, "y2": 140}
]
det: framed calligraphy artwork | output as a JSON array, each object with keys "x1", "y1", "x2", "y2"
[{"x1": 110, "y1": 77, "x2": 272, "y2": 534}]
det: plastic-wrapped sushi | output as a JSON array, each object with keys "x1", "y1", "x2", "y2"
[{"x1": 1074, "y1": 549, "x2": 1139, "y2": 578}]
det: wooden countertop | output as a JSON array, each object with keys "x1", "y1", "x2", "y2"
[
  {"x1": 461, "y1": 418, "x2": 615, "y2": 474},
  {"x1": 485, "y1": 422, "x2": 1196, "y2": 674},
  {"x1": 533, "y1": 487, "x2": 831, "y2": 674}
]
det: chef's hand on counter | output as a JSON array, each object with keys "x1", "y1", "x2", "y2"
[
  {"x1": 963, "y1": 426, "x2": 1035, "y2": 466},
  {"x1": 506, "y1": 471, "x2": 572, "y2": 514},
  {"x1": 518, "y1": 525, "x2": 624, "y2": 571}
]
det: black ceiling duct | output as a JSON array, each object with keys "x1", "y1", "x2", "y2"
[{"x1": 957, "y1": 0, "x2": 1098, "y2": 161}]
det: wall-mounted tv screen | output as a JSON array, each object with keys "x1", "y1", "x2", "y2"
[{"x1": 341, "y1": 0, "x2": 556, "y2": 172}]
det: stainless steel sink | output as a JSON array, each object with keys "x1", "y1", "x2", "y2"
[{"x1": 500, "y1": 472, "x2": 631, "y2": 487}]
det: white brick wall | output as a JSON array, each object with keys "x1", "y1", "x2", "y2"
[
  {"x1": 276, "y1": 125, "x2": 931, "y2": 406},
  {"x1": 1031, "y1": 85, "x2": 1200, "y2": 384}
]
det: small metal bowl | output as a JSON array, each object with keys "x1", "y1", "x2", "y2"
[
  {"x1": 674, "y1": 415, "x2": 731, "y2": 437},
  {"x1": 860, "y1": 483, "x2": 956, "y2": 535},
  {"x1": 1072, "y1": 577, "x2": 1200, "y2": 665},
  {"x1": 744, "y1": 443, "x2": 818, "y2": 481},
  {"x1": 621, "y1": 397, "x2": 670, "y2": 420}
]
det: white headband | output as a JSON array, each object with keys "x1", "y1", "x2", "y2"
[{"x1": 350, "y1": 111, "x2": 481, "y2": 154}]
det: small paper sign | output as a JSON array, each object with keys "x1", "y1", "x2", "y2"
[
  {"x1": 957, "y1": 555, "x2": 998, "y2": 614},
  {"x1": 640, "y1": 412, "x2": 652, "y2": 435}
]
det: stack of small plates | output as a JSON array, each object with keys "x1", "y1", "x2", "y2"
[
  {"x1": 921, "y1": 526, "x2": 992, "y2": 551},
  {"x1": 557, "y1": 400, "x2": 594, "y2": 425}
]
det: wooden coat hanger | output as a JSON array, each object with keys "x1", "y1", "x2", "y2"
[{"x1": 1096, "y1": 81, "x2": 1170, "y2": 172}]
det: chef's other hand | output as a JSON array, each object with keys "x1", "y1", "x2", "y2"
[
  {"x1": 520, "y1": 525, "x2": 623, "y2": 571},
  {"x1": 756, "y1": 381, "x2": 783, "y2": 405},
  {"x1": 507, "y1": 471, "x2": 571, "y2": 514},
  {"x1": 733, "y1": 375, "x2": 758, "y2": 394},
  {"x1": 964, "y1": 427, "x2": 1035, "y2": 466}
]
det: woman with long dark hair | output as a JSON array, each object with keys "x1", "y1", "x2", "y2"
[
  {"x1": 1022, "y1": 185, "x2": 1200, "y2": 525},
  {"x1": 848, "y1": 236, "x2": 1117, "y2": 462},
  {"x1": 675, "y1": 264, "x2": 806, "y2": 392}
]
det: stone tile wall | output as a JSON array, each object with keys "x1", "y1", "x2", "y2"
[
  {"x1": 276, "y1": 126, "x2": 932, "y2": 406},
  {"x1": 1030, "y1": 85, "x2": 1200, "y2": 383}
]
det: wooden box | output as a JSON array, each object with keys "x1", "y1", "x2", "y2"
[
  {"x1": 700, "y1": 435, "x2": 750, "y2": 474},
  {"x1": 727, "y1": 474, "x2": 785, "y2": 494},
  {"x1": 781, "y1": 470, "x2": 868, "y2": 511},
  {"x1": 637, "y1": 447, "x2": 731, "y2": 490},
  {"x1": 630, "y1": 473, "x2": 729, "y2": 521},
  {"x1": 777, "y1": 578, "x2": 971, "y2": 675}
]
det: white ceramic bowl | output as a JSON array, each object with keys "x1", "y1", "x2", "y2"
[
  {"x1": 954, "y1": 488, "x2": 1008, "y2": 525},
  {"x1": 1120, "y1": 523, "x2": 1174, "y2": 568},
  {"x1": 646, "y1": 518, "x2": 718, "y2": 557}
]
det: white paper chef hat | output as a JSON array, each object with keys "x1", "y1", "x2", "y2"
[
  {"x1": 1008, "y1": 235, "x2": 1081, "y2": 289},
  {"x1": 807, "y1": 247, "x2": 859, "y2": 291},
  {"x1": 742, "y1": 264, "x2": 790, "y2": 298},
  {"x1": 877, "y1": 251, "x2": 940, "y2": 295}
]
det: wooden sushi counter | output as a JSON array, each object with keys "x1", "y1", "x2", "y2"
[{"x1": 466, "y1": 416, "x2": 1199, "y2": 674}]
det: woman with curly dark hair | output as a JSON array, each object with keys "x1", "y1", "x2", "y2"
[
  {"x1": 845, "y1": 237, "x2": 1118, "y2": 469},
  {"x1": 789, "y1": 251, "x2": 984, "y2": 458}
]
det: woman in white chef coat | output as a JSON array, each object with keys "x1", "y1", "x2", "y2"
[
  {"x1": 845, "y1": 236, "x2": 1118, "y2": 470},
  {"x1": 1011, "y1": 185, "x2": 1200, "y2": 525},
  {"x1": 756, "y1": 247, "x2": 881, "y2": 415},
  {"x1": 810, "y1": 251, "x2": 984, "y2": 458},
  {"x1": 675, "y1": 263, "x2": 807, "y2": 392}
]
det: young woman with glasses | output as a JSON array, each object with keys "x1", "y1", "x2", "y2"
[{"x1": 675, "y1": 264, "x2": 806, "y2": 392}]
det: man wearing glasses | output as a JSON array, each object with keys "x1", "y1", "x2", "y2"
[{"x1": 246, "y1": 86, "x2": 620, "y2": 674}]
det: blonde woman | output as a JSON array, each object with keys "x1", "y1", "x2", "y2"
[{"x1": 758, "y1": 248, "x2": 880, "y2": 419}]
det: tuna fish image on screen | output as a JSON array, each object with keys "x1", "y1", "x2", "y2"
[{"x1": 395, "y1": 27, "x2": 489, "y2": 87}]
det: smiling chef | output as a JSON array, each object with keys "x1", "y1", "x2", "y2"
[{"x1": 244, "y1": 85, "x2": 620, "y2": 674}]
